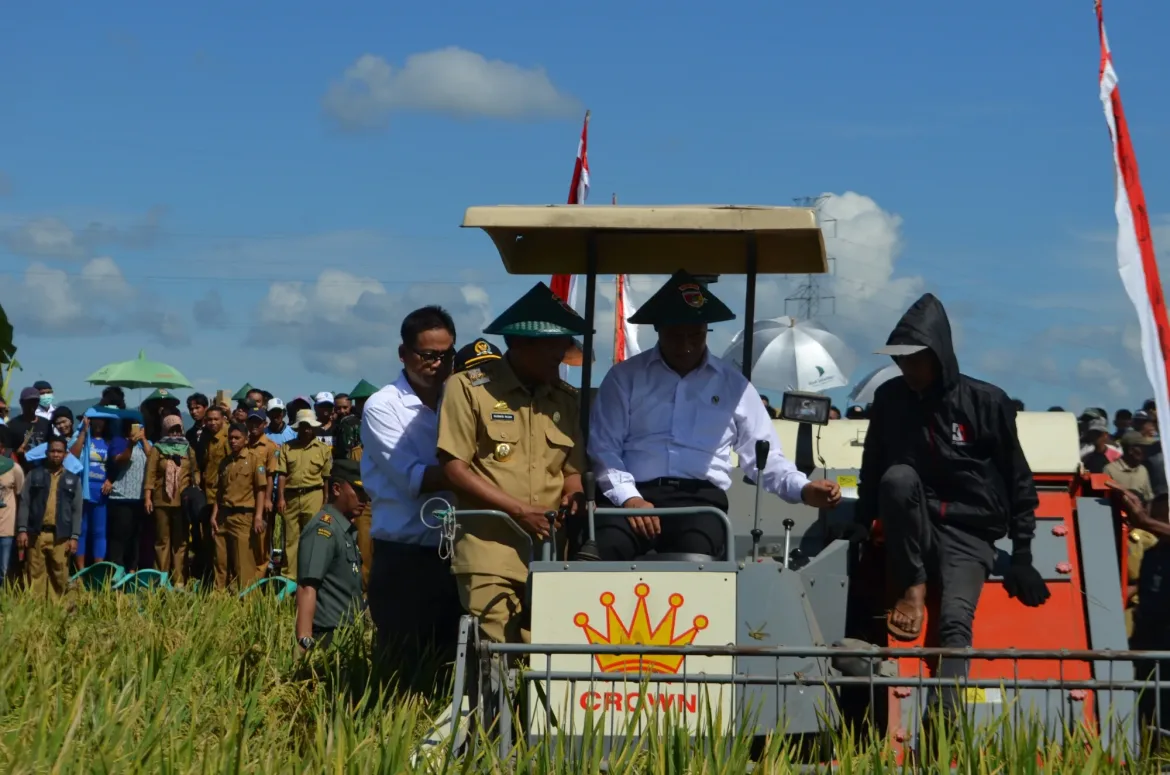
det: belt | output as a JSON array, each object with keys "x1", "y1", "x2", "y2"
[
  {"x1": 41, "y1": 524, "x2": 57, "y2": 534},
  {"x1": 636, "y1": 477, "x2": 715, "y2": 493},
  {"x1": 286, "y1": 485, "x2": 323, "y2": 495}
]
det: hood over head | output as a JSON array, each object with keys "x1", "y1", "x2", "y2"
[{"x1": 875, "y1": 293, "x2": 959, "y2": 391}]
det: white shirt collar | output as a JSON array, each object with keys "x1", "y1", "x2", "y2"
[
  {"x1": 649, "y1": 344, "x2": 719, "y2": 377},
  {"x1": 392, "y1": 371, "x2": 424, "y2": 408}
]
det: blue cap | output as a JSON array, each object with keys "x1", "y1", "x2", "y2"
[
  {"x1": 246, "y1": 409, "x2": 267, "y2": 422},
  {"x1": 20, "y1": 387, "x2": 40, "y2": 402}
]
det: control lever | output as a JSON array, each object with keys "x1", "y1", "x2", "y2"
[
  {"x1": 782, "y1": 518, "x2": 795, "y2": 570},
  {"x1": 575, "y1": 471, "x2": 601, "y2": 561},
  {"x1": 541, "y1": 511, "x2": 558, "y2": 562},
  {"x1": 750, "y1": 439, "x2": 769, "y2": 562}
]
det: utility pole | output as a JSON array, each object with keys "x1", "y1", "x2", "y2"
[{"x1": 785, "y1": 195, "x2": 837, "y2": 320}]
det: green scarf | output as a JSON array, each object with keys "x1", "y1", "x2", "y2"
[
  {"x1": 0, "y1": 453, "x2": 13, "y2": 477},
  {"x1": 155, "y1": 435, "x2": 189, "y2": 458}
]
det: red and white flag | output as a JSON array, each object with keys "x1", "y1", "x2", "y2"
[
  {"x1": 614, "y1": 274, "x2": 643, "y2": 362},
  {"x1": 550, "y1": 111, "x2": 590, "y2": 313},
  {"x1": 1098, "y1": 0, "x2": 1169, "y2": 486}
]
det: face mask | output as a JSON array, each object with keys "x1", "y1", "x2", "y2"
[{"x1": 39, "y1": 393, "x2": 54, "y2": 408}]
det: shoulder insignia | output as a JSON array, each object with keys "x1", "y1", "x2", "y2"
[
  {"x1": 316, "y1": 527, "x2": 332, "y2": 538},
  {"x1": 257, "y1": 466, "x2": 265, "y2": 474},
  {"x1": 465, "y1": 368, "x2": 483, "y2": 382},
  {"x1": 320, "y1": 513, "x2": 332, "y2": 524},
  {"x1": 558, "y1": 380, "x2": 579, "y2": 395}
]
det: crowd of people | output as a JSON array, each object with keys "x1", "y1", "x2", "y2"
[{"x1": 0, "y1": 279, "x2": 1165, "y2": 704}]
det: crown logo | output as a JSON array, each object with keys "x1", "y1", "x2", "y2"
[{"x1": 573, "y1": 583, "x2": 708, "y2": 674}]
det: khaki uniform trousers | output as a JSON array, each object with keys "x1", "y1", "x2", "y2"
[
  {"x1": 281, "y1": 488, "x2": 324, "y2": 578},
  {"x1": 153, "y1": 505, "x2": 188, "y2": 586},
  {"x1": 215, "y1": 511, "x2": 265, "y2": 591},
  {"x1": 26, "y1": 532, "x2": 71, "y2": 601},
  {"x1": 456, "y1": 573, "x2": 531, "y2": 645},
  {"x1": 352, "y1": 501, "x2": 373, "y2": 592}
]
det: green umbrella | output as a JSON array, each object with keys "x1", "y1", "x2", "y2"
[
  {"x1": 232, "y1": 383, "x2": 254, "y2": 401},
  {"x1": 86, "y1": 350, "x2": 193, "y2": 389}
]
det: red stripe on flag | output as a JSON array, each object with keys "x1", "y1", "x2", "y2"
[{"x1": 551, "y1": 111, "x2": 590, "y2": 304}]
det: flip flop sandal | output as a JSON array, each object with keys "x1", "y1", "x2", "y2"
[{"x1": 886, "y1": 605, "x2": 923, "y2": 641}]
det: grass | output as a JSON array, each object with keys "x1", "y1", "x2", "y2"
[{"x1": 0, "y1": 586, "x2": 1165, "y2": 773}]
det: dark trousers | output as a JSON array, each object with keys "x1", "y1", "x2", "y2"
[
  {"x1": 594, "y1": 479, "x2": 729, "y2": 561},
  {"x1": 368, "y1": 539, "x2": 463, "y2": 679},
  {"x1": 106, "y1": 500, "x2": 143, "y2": 571},
  {"x1": 881, "y1": 464, "x2": 995, "y2": 716}
]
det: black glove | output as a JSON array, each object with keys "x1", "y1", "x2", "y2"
[
  {"x1": 1002, "y1": 545, "x2": 1051, "y2": 607},
  {"x1": 827, "y1": 521, "x2": 870, "y2": 545}
]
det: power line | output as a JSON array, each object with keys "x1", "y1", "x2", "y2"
[{"x1": 785, "y1": 195, "x2": 836, "y2": 320}]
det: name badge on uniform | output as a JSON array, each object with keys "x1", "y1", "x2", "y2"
[
  {"x1": 491, "y1": 412, "x2": 515, "y2": 422},
  {"x1": 494, "y1": 443, "x2": 512, "y2": 462}
]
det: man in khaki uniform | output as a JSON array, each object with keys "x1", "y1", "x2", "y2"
[
  {"x1": 16, "y1": 437, "x2": 82, "y2": 599},
  {"x1": 200, "y1": 406, "x2": 231, "y2": 588},
  {"x1": 276, "y1": 409, "x2": 333, "y2": 578},
  {"x1": 437, "y1": 282, "x2": 589, "y2": 644},
  {"x1": 211, "y1": 424, "x2": 267, "y2": 590},
  {"x1": 244, "y1": 409, "x2": 279, "y2": 577}
]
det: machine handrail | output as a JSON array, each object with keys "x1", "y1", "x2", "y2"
[
  {"x1": 449, "y1": 508, "x2": 535, "y2": 550},
  {"x1": 593, "y1": 506, "x2": 736, "y2": 563}
]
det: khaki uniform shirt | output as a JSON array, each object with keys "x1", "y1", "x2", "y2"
[
  {"x1": 437, "y1": 357, "x2": 585, "y2": 583},
  {"x1": 246, "y1": 435, "x2": 278, "y2": 481},
  {"x1": 144, "y1": 445, "x2": 199, "y2": 508},
  {"x1": 202, "y1": 428, "x2": 231, "y2": 498},
  {"x1": 42, "y1": 469, "x2": 63, "y2": 528},
  {"x1": 216, "y1": 452, "x2": 265, "y2": 510},
  {"x1": 277, "y1": 439, "x2": 333, "y2": 489},
  {"x1": 1105, "y1": 458, "x2": 1154, "y2": 503}
]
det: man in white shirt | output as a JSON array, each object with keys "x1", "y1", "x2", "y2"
[
  {"x1": 588, "y1": 271, "x2": 841, "y2": 561},
  {"x1": 360, "y1": 306, "x2": 461, "y2": 671}
]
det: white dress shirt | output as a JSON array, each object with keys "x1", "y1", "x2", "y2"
[
  {"x1": 360, "y1": 372, "x2": 451, "y2": 545},
  {"x1": 589, "y1": 346, "x2": 809, "y2": 507}
]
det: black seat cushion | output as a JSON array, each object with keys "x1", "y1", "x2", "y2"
[{"x1": 633, "y1": 552, "x2": 716, "y2": 563}]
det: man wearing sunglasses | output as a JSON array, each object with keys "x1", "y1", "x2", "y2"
[{"x1": 360, "y1": 305, "x2": 462, "y2": 675}]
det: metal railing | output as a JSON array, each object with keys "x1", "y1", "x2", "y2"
[{"x1": 454, "y1": 636, "x2": 1170, "y2": 759}]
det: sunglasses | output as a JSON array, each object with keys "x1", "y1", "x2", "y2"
[{"x1": 410, "y1": 347, "x2": 456, "y2": 363}]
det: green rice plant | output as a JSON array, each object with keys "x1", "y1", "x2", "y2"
[{"x1": 0, "y1": 586, "x2": 1167, "y2": 773}]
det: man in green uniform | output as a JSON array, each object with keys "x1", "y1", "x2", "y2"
[
  {"x1": 335, "y1": 378, "x2": 379, "y2": 590},
  {"x1": 295, "y1": 459, "x2": 367, "y2": 653},
  {"x1": 437, "y1": 282, "x2": 589, "y2": 645}
]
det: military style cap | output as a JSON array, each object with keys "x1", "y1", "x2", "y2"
[
  {"x1": 627, "y1": 270, "x2": 736, "y2": 326},
  {"x1": 483, "y1": 282, "x2": 592, "y2": 338},
  {"x1": 454, "y1": 338, "x2": 503, "y2": 373},
  {"x1": 145, "y1": 388, "x2": 180, "y2": 403},
  {"x1": 349, "y1": 378, "x2": 379, "y2": 400},
  {"x1": 331, "y1": 459, "x2": 364, "y2": 489}
]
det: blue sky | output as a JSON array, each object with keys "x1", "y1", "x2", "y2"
[{"x1": 1, "y1": 0, "x2": 1168, "y2": 413}]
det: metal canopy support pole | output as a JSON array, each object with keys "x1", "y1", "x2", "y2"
[
  {"x1": 579, "y1": 235, "x2": 598, "y2": 446},
  {"x1": 742, "y1": 235, "x2": 758, "y2": 381}
]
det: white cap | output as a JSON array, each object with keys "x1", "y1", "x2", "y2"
[
  {"x1": 314, "y1": 391, "x2": 335, "y2": 406},
  {"x1": 267, "y1": 397, "x2": 286, "y2": 412}
]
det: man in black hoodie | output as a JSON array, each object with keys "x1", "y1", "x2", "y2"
[{"x1": 845, "y1": 294, "x2": 1050, "y2": 706}]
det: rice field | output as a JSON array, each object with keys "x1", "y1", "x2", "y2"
[{"x1": 0, "y1": 586, "x2": 1165, "y2": 773}]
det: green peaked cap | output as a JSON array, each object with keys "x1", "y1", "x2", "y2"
[
  {"x1": 349, "y1": 378, "x2": 379, "y2": 399},
  {"x1": 483, "y1": 281, "x2": 592, "y2": 338},
  {"x1": 627, "y1": 270, "x2": 736, "y2": 326}
]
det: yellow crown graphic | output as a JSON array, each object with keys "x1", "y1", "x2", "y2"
[{"x1": 573, "y1": 582, "x2": 708, "y2": 674}]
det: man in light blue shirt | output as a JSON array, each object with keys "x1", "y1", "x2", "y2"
[{"x1": 589, "y1": 271, "x2": 841, "y2": 561}]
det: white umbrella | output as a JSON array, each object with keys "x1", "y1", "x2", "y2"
[
  {"x1": 848, "y1": 363, "x2": 902, "y2": 405},
  {"x1": 722, "y1": 317, "x2": 856, "y2": 393}
]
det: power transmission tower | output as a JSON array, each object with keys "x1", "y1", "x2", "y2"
[{"x1": 785, "y1": 195, "x2": 837, "y2": 320}]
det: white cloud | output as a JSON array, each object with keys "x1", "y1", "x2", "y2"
[
  {"x1": 322, "y1": 48, "x2": 580, "y2": 130},
  {"x1": 253, "y1": 269, "x2": 493, "y2": 378},
  {"x1": 1, "y1": 206, "x2": 166, "y2": 259},
  {"x1": 1074, "y1": 357, "x2": 1129, "y2": 399},
  {"x1": 0, "y1": 257, "x2": 188, "y2": 345}
]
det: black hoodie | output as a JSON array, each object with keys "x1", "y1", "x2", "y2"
[{"x1": 856, "y1": 294, "x2": 1038, "y2": 546}]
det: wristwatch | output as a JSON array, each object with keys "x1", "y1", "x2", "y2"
[{"x1": 298, "y1": 636, "x2": 315, "y2": 651}]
